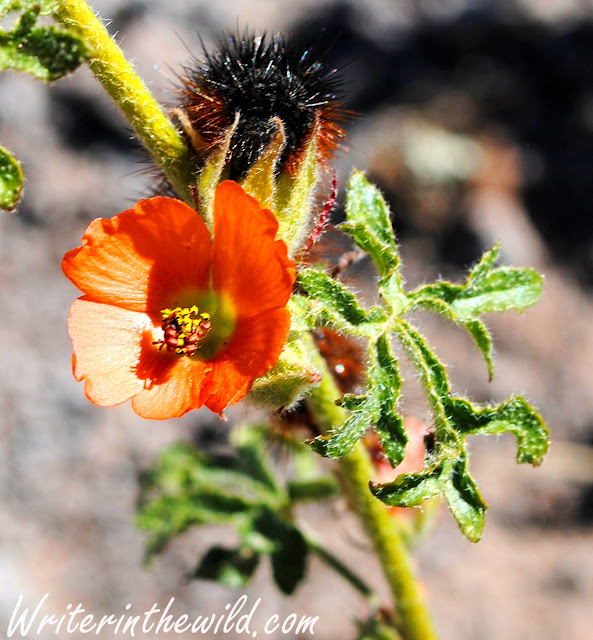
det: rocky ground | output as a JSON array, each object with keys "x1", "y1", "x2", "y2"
[{"x1": 1, "y1": 1, "x2": 593, "y2": 638}]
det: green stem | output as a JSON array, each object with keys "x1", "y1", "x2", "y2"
[
  {"x1": 54, "y1": 0, "x2": 195, "y2": 204},
  {"x1": 303, "y1": 335, "x2": 439, "y2": 640}
]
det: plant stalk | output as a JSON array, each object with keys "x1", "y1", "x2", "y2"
[
  {"x1": 54, "y1": 0, "x2": 195, "y2": 204},
  {"x1": 304, "y1": 335, "x2": 439, "y2": 640}
]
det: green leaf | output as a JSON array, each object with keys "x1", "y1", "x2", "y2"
[
  {"x1": 297, "y1": 267, "x2": 385, "y2": 332},
  {"x1": 340, "y1": 221, "x2": 399, "y2": 278},
  {"x1": 0, "y1": 0, "x2": 59, "y2": 17},
  {"x1": 451, "y1": 266, "x2": 544, "y2": 319},
  {"x1": 411, "y1": 296, "x2": 494, "y2": 380},
  {"x1": 0, "y1": 144, "x2": 23, "y2": 210},
  {"x1": 442, "y1": 456, "x2": 487, "y2": 543},
  {"x1": 136, "y1": 441, "x2": 287, "y2": 559},
  {"x1": 409, "y1": 244, "x2": 544, "y2": 321},
  {"x1": 345, "y1": 170, "x2": 397, "y2": 253},
  {"x1": 0, "y1": 7, "x2": 89, "y2": 81},
  {"x1": 137, "y1": 490, "x2": 255, "y2": 559},
  {"x1": 311, "y1": 335, "x2": 406, "y2": 466},
  {"x1": 192, "y1": 546, "x2": 260, "y2": 588},
  {"x1": 445, "y1": 396, "x2": 549, "y2": 466},
  {"x1": 371, "y1": 463, "x2": 445, "y2": 507},
  {"x1": 252, "y1": 508, "x2": 309, "y2": 594}
]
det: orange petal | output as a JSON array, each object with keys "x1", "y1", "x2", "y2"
[
  {"x1": 69, "y1": 298, "x2": 164, "y2": 407},
  {"x1": 63, "y1": 197, "x2": 212, "y2": 313},
  {"x1": 199, "y1": 307, "x2": 292, "y2": 413},
  {"x1": 131, "y1": 357, "x2": 208, "y2": 420},
  {"x1": 211, "y1": 181, "x2": 296, "y2": 318}
]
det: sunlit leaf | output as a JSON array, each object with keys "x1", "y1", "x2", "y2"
[{"x1": 0, "y1": 144, "x2": 23, "y2": 210}]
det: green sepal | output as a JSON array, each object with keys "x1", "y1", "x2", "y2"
[
  {"x1": 297, "y1": 267, "x2": 386, "y2": 334},
  {"x1": 311, "y1": 335, "x2": 406, "y2": 466},
  {"x1": 241, "y1": 117, "x2": 285, "y2": 211},
  {"x1": 247, "y1": 334, "x2": 321, "y2": 410},
  {"x1": 445, "y1": 395, "x2": 549, "y2": 466},
  {"x1": 0, "y1": 7, "x2": 89, "y2": 81},
  {"x1": 196, "y1": 113, "x2": 238, "y2": 231},
  {"x1": 251, "y1": 507, "x2": 309, "y2": 594},
  {"x1": 191, "y1": 546, "x2": 260, "y2": 589},
  {"x1": 0, "y1": 143, "x2": 23, "y2": 210},
  {"x1": 275, "y1": 123, "x2": 320, "y2": 256}
]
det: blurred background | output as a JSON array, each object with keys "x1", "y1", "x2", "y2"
[{"x1": 1, "y1": 0, "x2": 593, "y2": 638}]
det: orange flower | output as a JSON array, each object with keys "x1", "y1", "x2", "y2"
[{"x1": 62, "y1": 181, "x2": 296, "y2": 419}]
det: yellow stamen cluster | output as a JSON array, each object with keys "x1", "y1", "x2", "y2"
[{"x1": 155, "y1": 305, "x2": 212, "y2": 356}]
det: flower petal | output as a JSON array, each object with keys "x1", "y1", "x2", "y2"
[
  {"x1": 69, "y1": 298, "x2": 164, "y2": 407},
  {"x1": 200, "y1": 307, "x2": 292, "y2": 413},
  {"x1": 63, "y1": 197, "x2": 213, "y2": 313},
  {"x1": 212, "y1": 181, "x2": 296, "y2": 318},
  {"x1": 131, "y1": 357, "x2": 209, "y2": 420}
]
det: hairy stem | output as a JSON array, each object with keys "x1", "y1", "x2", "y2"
[
  {"x1": 54, "y1": 0, "x2": 195, "y2": 204},
  {"x1": 304, "y1": 335, "x2": 439, "y2": 640}
]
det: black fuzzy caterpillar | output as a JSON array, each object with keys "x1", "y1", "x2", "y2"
[{"x1": 176, "y1": 31, "x2": 347, "y2": 179}]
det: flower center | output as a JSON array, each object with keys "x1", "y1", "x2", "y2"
[{"x1": 154, "y1": 306, "x2": 212, "y2": 357}]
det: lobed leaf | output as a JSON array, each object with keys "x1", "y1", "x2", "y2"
[
  {"x1": 311, "y1": 335, "x2": 405, "y2": 466},
  {"x1": 0, "y1": 7, "x2": 89, "y2": 81},
  {"x1": 298, "y1": 267, "x2": 375, "y2": 328},
  {"x1": 0, "y1": 144, "x2": 23, "y2": 210},
  {"x1": 445, "y1": 396, "x2": 549, "y2": 466}
]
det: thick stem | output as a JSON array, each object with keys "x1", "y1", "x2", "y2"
[
  {"x1": 54, "y1": 0, "x2": 195, "y2": 204},
  {"x1": 304, "y1": 336, "x2": 439, "y2": 640}
]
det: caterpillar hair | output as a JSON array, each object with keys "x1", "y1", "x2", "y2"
[{"x1": 176, "y1": 31, "x2": 348, "y2": 179}]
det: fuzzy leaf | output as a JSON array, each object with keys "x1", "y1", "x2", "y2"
[
  {"x1": 311, "y1": 335, "x2": 405, "y2": 465},
  {"x1": 345, "y1": 170, "x2": 397, "y2": 253},
  {"x1": 445, "y1": 396, "x2": 549, "y2": 466},
  {"x1": 442, "y1": 456, "x2": 487, "y2": 543},
  {"x1": 0, "y1": 144, "x2": 23, "y2": 210},
  {"x1": 409, "y1": 244, "x2": 544, "y2": 321},
  {"x1": 0, "y1": 7, "x2": 89, "y2": 81},
  {"x1": 298, "y1": 267, "x2": 382, "y2": 330},
  {"x1": 192, "y1": 546, "x2": 260, "y2": 588},
  {"x1": 0, "y1": 0, "x2": 59, "y2": 15},
  {"x1": 136, "y1": 441, "x2": 285, "y2": 559},
  {"x1": 411, "y1": 296, "x2": 494, "y2": 379}
]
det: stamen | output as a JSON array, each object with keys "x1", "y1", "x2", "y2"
[{"x1": 154, "y1": 305, "x2": 212, "y2": 356}]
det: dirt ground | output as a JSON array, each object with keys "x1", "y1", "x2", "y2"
[{"x1": 1, "y1": 1, "x2": 593, "y2": 639}]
